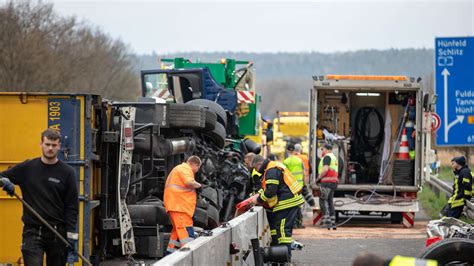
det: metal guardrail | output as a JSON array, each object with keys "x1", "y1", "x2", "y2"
[{"x1": 426, "y1": 175, "x2": 474, "y2": 219}]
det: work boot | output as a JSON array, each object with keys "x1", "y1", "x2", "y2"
[
  {"x1": 331, "y1": 216, "x2": 337, "y2": 230},
  {"x1": 320, "y1": 220, "x2": 331, "y2": 229}
]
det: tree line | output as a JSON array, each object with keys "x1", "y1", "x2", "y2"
[
  {"x1": 0, "y1": 1, "x2": 139, "y2": 100},
  {"x1": 1, "y1": 1, "x2": 435, "y2": 116},
  {"x1": 137, "y1": 50, "x2": 434, "y2": 116}
]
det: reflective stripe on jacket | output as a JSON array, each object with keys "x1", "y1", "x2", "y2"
[
  {"x1": 318, "y1": 152, "x2": 338, "y2": 183},
  {"x1": 283, "y1": 156, "x2": 304, "y2": 186},
  {"x1": 164, "y1": 163, "x2": 197, "y2": 216},
  {"x1": 260, "y1": 161, "x2": 304, "y2": 211},
  {"x1": 448, "y1": 165, "x2": 473, "y2": 208}
]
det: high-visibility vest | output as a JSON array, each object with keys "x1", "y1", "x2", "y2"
[
  {"x1": 388, "y1": 255, "x2": 437, "y2": 266},
  {"x1": 260, "y1": 161, "x2": 304, "y2": 211},
  {"x1": 163, "y1": 163, "x2": 197, "y2": 217},
  {"x1": 318, "y1": 152, "x2": 338, "y2": 183},
  {"x1": 295, "y1": 153, "x2": 310, "y2": 177},
  {"x1": 283, "y1": 156, "x2": 304, "y2": 186}
]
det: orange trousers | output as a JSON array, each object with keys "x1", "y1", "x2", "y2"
[{"x1": 166, "y1": 211, "x2": 195, "y2": 254}]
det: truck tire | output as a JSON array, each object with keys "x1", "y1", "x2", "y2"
[
  {"x1": 168, "y1": 104, "x2": 205, "y2": 129},
  {"x1": 206, "y1": 204, "x2": 220, "y2": 229},
  {"x1": 419, "y1": 238, "x2": 474, "y2": 264},
  {"x1": 200, "y1": 186, "x2": 219, "y2": 208},
  {"x1": 203, "y1": 109, "x2": 217, "y2": 131},
  {"x1": 193, "y1": 207, "x2": 209, "y2": 228},
  {"x1": 204, "y1": 122, "x2": 226, "y2": 148},
  {"x1": 187, "y1": 99, "x2": 227, "y2": 127}
]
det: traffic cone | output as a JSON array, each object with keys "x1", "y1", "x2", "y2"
[{"x1": 398, "y1": 128, "x2": 410, "y2": 160}]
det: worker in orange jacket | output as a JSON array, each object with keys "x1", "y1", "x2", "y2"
[{"x1": 164, "y1": 156, "x2": 202, "y2": 255}]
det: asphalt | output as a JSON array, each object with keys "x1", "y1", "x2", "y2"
[
  {"x1": 290, "y1": 208, "x2": 431, "y2": 266},
  {"x1": 292, "y1": 238, "x2": 426, "y2": 266}
]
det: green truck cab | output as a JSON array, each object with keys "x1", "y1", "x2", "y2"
[{"x1": 141, "y1": 57, "x2": 260, "y2": 137}]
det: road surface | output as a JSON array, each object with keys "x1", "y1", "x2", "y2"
[{"x1": 291, "y1": 208, "x2": 430, "y2": 266}]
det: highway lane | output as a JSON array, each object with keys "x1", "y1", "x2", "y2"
[{"x1": 291, "y1": 209, "x2": 430, "y2": 266}]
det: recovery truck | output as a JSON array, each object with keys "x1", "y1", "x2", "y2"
[
  {"x1": 144, "y1": 57, "x2": 261, "y2": 140},
  {"x1": 309, "y1": 75, "x2": 437, "y2": 227},
  {"x1": 0, "y1": 58, "x2": 262, "y2": 264},
  {"x1": 269, "y1": 111, "x2": 310, "y2": 160}
]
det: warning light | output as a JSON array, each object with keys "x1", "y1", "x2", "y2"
[{"x1": 326, "y1": 75, "x2": 408, "y2": 81}]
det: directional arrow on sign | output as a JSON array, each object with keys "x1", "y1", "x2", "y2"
[
  {"x1": 447, "y1": 115, "x2": 465, "y2": 130},
  {"x1": 442, "y1": 68, "x2": 464, "y2": 143}
]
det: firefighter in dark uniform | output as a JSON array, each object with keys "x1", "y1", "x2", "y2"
[
  {"x1": 250, "y1": 155, "x2": 304, "y2": 259},
  {"x1": 443, "y1": 156, "x2": 472, "y2": 218}
]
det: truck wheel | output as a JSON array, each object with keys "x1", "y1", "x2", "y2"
[
  {"x1": 390, "y1": 212, "x2": 402, "y2": 224},
  {"x1": 420, "y1": 238, "x2": 474, "y2": 264},
  {"x1": 200, "y1": 186, "x2": 219, "y2": 208},
  {"x1": 203, "y1": 109, "x2": 217, "y2": 131},
  {"x1": 204, "y1": 122, "x2": 226, "y2": 148},
  {"x1": 168, "y1": 104, "x2": 205, "y2": 129},
  {"x1": 206, "y1": 204, "x2": 220, "y2": 229},
  {"x1": 186, "y1": 99, "x2": 227, "y2": 127},
  {"x1": 193, "y1": 207, "x2": 209, "y2": 228}
]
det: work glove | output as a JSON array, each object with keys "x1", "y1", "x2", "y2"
[
  {"x1": 66, "y1": 232, "x2": 78, "y2": 263},
  {"x1": 0, "y1": 177, "x2": 15, "y2": 196}
]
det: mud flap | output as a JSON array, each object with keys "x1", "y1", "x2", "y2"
[
  {"x1": 402, "y1": 212, "x2": 415, "y2": 228},
  {"x1": 312, "y1": 209, "x2": 322, "y2": 226}
]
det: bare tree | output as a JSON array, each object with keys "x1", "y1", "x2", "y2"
[{"x1": 0, "y1": 1, "x2": 139, "y2": 100}]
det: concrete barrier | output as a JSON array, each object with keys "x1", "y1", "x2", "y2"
[{"x1": 157, "y1": 206, "x2": 270, "y2": 266}]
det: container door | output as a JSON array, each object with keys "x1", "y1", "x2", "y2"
[
  {"x1": 0, "y1": 93, "x2": 91, "y2": 265},
  {"x1": 309, "y1": 87, "x2": 318, "y2": 185}
]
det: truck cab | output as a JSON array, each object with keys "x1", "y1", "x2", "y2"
[{"x1": 141, "y1": 57, "x2": 260, "y2": 139}]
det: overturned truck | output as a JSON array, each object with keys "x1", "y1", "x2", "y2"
[
  {"x1": 0, "y1": 59, "x2": 262, "y2": 264},
  {"x1": 101, "y1": 59, "x2": 262, "y2": 260}
]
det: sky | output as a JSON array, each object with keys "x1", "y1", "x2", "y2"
[{"x1": 30, "y1": 0, "x2": 474, "y2": 54}]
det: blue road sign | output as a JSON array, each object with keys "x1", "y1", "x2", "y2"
[{"x1": 435, "y1": 37, "x2": 474, "y2": 146}]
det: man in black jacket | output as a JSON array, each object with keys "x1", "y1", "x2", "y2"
[
  {"x1": 250, "y1": 155, "x2": 304, "y2": 259},
  {"x1": 1, "y1": 129, "x2": 78, "y2": 266},
  {"x1": 444, "y1": 156, "x2": 472, "y2": 218}
]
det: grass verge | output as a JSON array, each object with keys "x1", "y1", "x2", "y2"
[
  {"x1": 435, "y1": 166, "x2": 453, "y2": 182},
  {"x1": 419, "y1": 185, "x2": 473, "y2": 223},
  {"x1": 419, "y1": 185, "x2": 448, "y2": 219}
]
